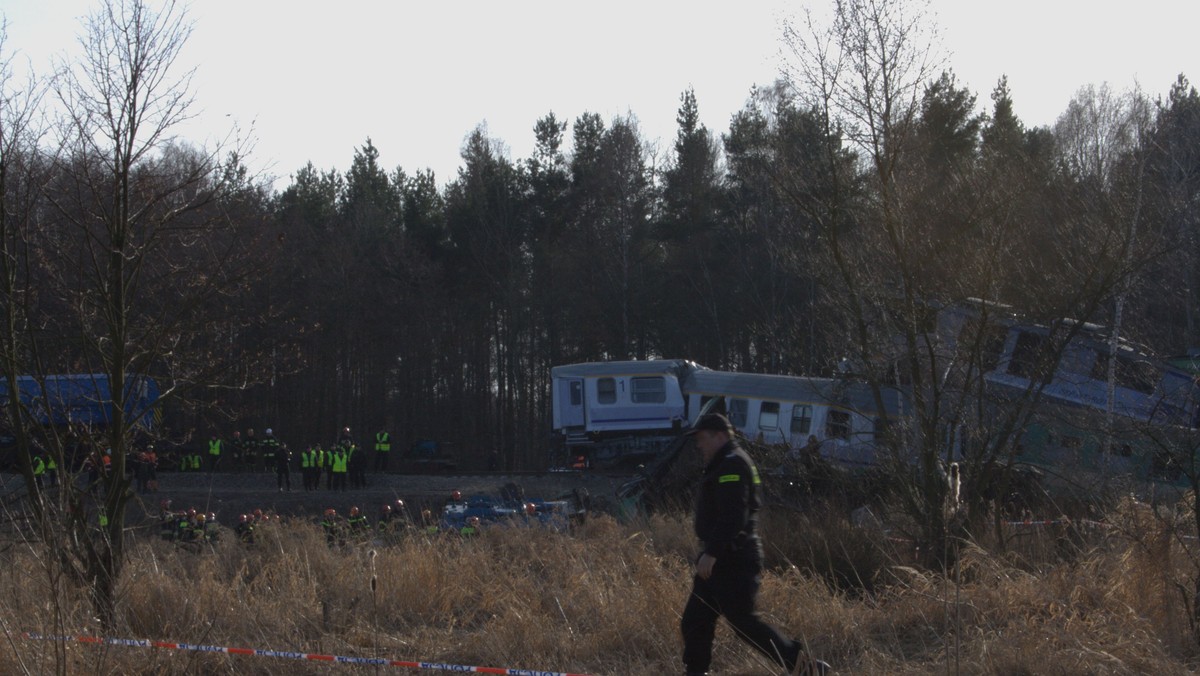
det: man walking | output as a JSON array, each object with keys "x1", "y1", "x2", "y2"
[{"x1": 680, "y1": 413, "x2": 830, "y2": 676}]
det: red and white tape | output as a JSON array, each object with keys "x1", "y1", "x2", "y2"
[{"x1": 21, "y1": 632, "x2": 594, "y2": 676}]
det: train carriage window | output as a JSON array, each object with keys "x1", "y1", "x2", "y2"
[
  {"x1": 826, "y1": 409, "x2": 851, "y2": 440},
  {"x1": 1008, "y1": 331, "x2": 1049, "y2": 379},
  {"x1": 728, "y1": 399, "x2": 748, "y2": 428},
  {"x1": 759, "y1": 402, "x2": 780, "y2": 430},
  {"x1": 790, "y1": 405, "x2": 812, "y2": 435},
  {"x1": 631, "y1": 377, "x2": 666, "y2": 403},
  {"x1": 597, "y1": 378, "x2": 616, "y2": 404},
  {"x1": 1090, "y1": 355, "x2": 1157, "y2": 394}
]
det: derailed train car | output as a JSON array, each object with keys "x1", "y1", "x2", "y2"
[{"x1": 550, "y1": 359, "x2": 902, "y2": 470}]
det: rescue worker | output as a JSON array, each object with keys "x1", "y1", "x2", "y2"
[
  {"x1": 275, "y1": 443, "x2": 292, "y2": 492},
  {"x1": 331, "y1": 444, "x2": 349, "y2": 492},
  {"x1": 321, "y1": 508, "x2": 343, "y2": 546},
  {"x1": 321, "y1": 445, "x2": 334, "y2": 490},
  {"x1": 373, "y1": 430, "x2": 391, "y2": 472},
  {"x1": 300, "y1": 445, "x2": 316, "y2": 491},
  {"x1": 376, "y1": 504, "x2": 394, "y2": 534},
  {"x1": 31, "y1": 453, "x2": 46, "y2": 489},
  {"x1": 460, "y1": 515, "x2": 481, "y2": 537},
  {"x1": 235, "y1": 514, "x2": 255, "y2": 544},
  {"x1": 347, "y1": 505, "x2": 369, "y2": 536},
  {"x1": 679, "y1": 413, "x2": 830, "y2": 676},
  {"x1": 243, "y1": 428, "x2": 258, "y2": 470},
  {"x1": 260, "y1": 428, "x2": 280, "y2": 472},
  {"x1": 45, "y1": 453, "x2": 58, "y2": 488},
  {"x1": 348, "y1": 441, "x2": 366, "y2": 489},
  {"x1": 207, "y1": 433, "x2": 223, "y2": 472},
  {"x1": 420, "y1": 509, "x2": 440, "y2": 536},
  {"x1": 230, "y1": 429, "x2": 244, "y2": 465}
]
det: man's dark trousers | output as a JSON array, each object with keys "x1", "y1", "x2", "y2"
[{"x1": 680, "y1": 555, "x2": 799, "y2": 673}]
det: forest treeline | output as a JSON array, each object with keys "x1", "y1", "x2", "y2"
[
  {"x1": 3, "y1": 3, "x2": 1199, "y2": 475},
  {"x1": 5, "y1": 0, "x2": 1200, "y2": 629},
  {"x1": 237, "y1": 73, "x2": 1200, "y2": 471}
]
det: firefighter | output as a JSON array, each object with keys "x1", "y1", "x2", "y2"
[
  {"x1": 373, "y1": 430, "x2": 391, "y2": 472},
  {"x1": 243, "y1": 428, "x2": 259, "y2": 470},
  {"x1": 460, "y1": 515, "x2": 481, "y2": 537},
  {"x1": 321, "y1": 508, "x2": 343, "y2": 546},
  {"x1": 376, "y1": 504, "x2": 394, "y2": 534},
  {"x1": 235, "y1": 514, "x2": 255, "y2": 544},
  {"x1": 420, "y1": 509, "x2": 439, "y2": 536},
  {"x1": 347, "y1": 505, "x2": 369, "y2": 536},
  {"x1": 261, "y1": 428, "x2": 280, "y2": 472}
]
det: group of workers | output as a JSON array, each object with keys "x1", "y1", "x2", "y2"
[{"x1": 193, "y1": 427, "x2": 394, "y2": 491}]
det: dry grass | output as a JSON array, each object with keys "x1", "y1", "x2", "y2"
[{"x1": 2, "y1": 503, "x2": 1200, "y2": 675}]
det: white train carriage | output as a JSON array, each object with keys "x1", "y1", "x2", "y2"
[
  {"x1": 550, "y1": 359, "x2": 700, "y2": 444},
  {"x1": 682, "y1": 370, "x2": 903, "y2": 467},
  {"x1": 551, "y1": 359, "x2": 903, "y2": 469}
]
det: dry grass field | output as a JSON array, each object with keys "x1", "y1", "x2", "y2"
[{"x1": 2, "y1": 499, "x2": 1200, "y2": 675}]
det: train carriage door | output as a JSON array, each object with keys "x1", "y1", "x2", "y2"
[{"x1": 559, "y1": 378, "x2": 585, "y2": 428}]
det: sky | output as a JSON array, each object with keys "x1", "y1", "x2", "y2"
[{"x1": 2, "y1": 0, "x2": 1198, "y2": 192}]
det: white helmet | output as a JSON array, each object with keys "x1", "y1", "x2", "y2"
[{"x1": 265, "y1": 428, "x2": 273, "y2": 435}]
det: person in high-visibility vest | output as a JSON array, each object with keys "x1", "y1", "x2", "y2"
[
  {"x1": 207, "y1": 433, "x2": 223, "y2": 472},
  {"x1": 331, "y1": 446, "x2": 349, "y2": 492},
  {"x1": 31, "y1": 453, "x2": 46, "y2": 489},
  {"x1": 300, "y1": 445, "x2": 316, "y2": 491},
  {"x1": 45, "y1": 454, "x2": 57, "y2": 488},
  {"x1": 319, "y1": 445, "x2": 333, "y2": 490},
  {"x1": 373, "y1": 430, "x2": 391, "y2": 472}
]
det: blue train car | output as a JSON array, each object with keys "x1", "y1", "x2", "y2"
[{"x1": 0, "y1": 374, "x2": 159, "y2": 430}]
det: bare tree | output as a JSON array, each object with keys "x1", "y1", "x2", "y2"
[
  {"x1": 15, "y1": 0, "x2": 274, "y2": 627},
  {"x1": 778, "y1": 0, "x2": 1163, "y2": 565}
]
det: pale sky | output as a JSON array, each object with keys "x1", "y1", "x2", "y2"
[{"x1": 2, "y1": 0, "x2": 1198, "y2": 191}]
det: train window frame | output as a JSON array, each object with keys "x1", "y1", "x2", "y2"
[
  {"x1": 569, "y1": 381, "x2": 582, "y2": 406},
  {"x1": 790, "y1": 404, "x2": 812, "y2": 435},
  {"x1": 728, "y1": 399, "x2": 748, "y2": 428},
  {"x1": 630, "y1": 376, "x2": 666, "y2": 403},
  {"x1": 597, "y1": 378, "x2": 617, "y2": 404},
  {"x1": 826, "y1": 409, "x2": 851, "y2": 440},
  {"x1": 1008, "y1": 331, "x2": 1048, "y2": 379},
  {"x1": 759, "y1": 402, "x2": 780, "y2": 430}
]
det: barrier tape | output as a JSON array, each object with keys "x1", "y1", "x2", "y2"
[{"x1": 21, "y1": 632, "x2": 594, "y2": 676}]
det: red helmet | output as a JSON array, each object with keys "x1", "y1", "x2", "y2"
[
  {"x1": 467, "y1": 516, "x2": 480, "y2": 526},
  {"x1": 253, "y1": 508, "x2": 264, "y2": 518},
  {"x1": 380, "y1": 504, "x2": 392, "y2": 514},
  {"x1": 187, "y1": 508, "x2": 197, "y2": 517},
  {"x1": 324, "y1": 508, "x2": 336, "y2": 517},
  {"x1": 240, "y1": 514, "x2": 249, "y2": 523},
  {"x1": 350, "y1": 506, "x2": 360, "y2": 516},
  {"x1": 395, "y1": 499, "x2": 405, "y2": 509},
  {"x1": 159, "y1": 499, "x2": 171, "y2": 510},
  {"x1": 525, "y1": 502, "x2": 537, "y2": 516},
  {"x1": 451, "y1": 490, "x2": 462, "y2": 501}
]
